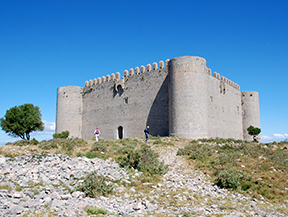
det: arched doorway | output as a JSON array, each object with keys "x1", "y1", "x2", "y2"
[{"x1": 118, "y1": 126, "x2": 123, "y2": 139}]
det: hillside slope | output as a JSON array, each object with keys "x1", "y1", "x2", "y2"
[{"x1": 0, "y1": 137, "x2": 287, "y2": 216}]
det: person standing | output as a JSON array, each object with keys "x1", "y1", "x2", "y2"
[
  {"x1": 94, "y1": 127, "x2": 101, "y2": 142},
  {"x1": 144, "y1": 126, "x2": 149, "y2": 142}
]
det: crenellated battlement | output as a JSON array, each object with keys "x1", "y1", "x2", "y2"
[
  {"x1": 84, "y1": 59, "x2": 170, "y2": 87},
  {"x1": 209, "y1": 70, "x2": 240, "y2": 90},
  {"x1": 84, "y1": 58, "x2": 240, "y2": 91}
]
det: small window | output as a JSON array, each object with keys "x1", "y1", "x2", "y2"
[
  {"x1": 117, "y1": 85, "x2": 124, "y2": 96},
  {"x1": 118, "y1": 126, "x2": 123, "y2": 139}
]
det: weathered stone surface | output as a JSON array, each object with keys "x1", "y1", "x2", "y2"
[{"x1": 0, "y1": 151, "x2": 285, "y2": 217}]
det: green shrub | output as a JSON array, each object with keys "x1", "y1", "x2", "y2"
[
  {"x1": 153, "y1": 138, "x2": 162, "y2": 145},
  {"x1": 76, "y1": 153, "x2": 83, "y2": 157},
  {"x1": 38, "y1": 138, "x2": 87, "y2": 151},
  {"x1": 75, "y1": 172, "x2": 113, "y2": 197},
  {"x1": 270, "y1": 149, "x2": 288, "y2": 169},
  {"x1": 86, "y1": 151, "x2": 99, "y2": 159},
  {"x1": 91, "y1": 142, "x2": 108, "y2": 152},
  {"x1": 117, "y1": 144, "x2": 168, "y2": 175},
  {"x1": 85, "y1": 206, "x2": 107, "y2": 215},
  {"x1": 119, "y1": 138, "x2": 139, "y2": 147},
  {"x1": 215, "y1": 168, "x2": 249, "y2": 190},
  {"x1": 53, "y1": 130, "x2": 69, "y2": 139},
  {"x1": 12, "y1": 139, "x2": 38, "y2": 146},
  {"x1": 177, "y1": 144, "x2": 215, "y2": 160},
  {"x1": 38, "y1": 140, "x2": 58, "y2": 149},
  {"x1": 31, "y1": 138, "x2": 39, "y2": 145},
  {"x1": 117, "y1": 138, "x2": 140, "y2": 154}
]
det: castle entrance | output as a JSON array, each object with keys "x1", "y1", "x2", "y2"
[{"x1": 118, "y1": 126, "x2": 123, "y2": 139}]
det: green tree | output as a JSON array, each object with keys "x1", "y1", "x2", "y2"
[
  {"x1": 247, "y1": 125, "x2": 261, "y2": 142},
  {"x1": 0, "y1": 104, "x2": 44, "y2": 140}
]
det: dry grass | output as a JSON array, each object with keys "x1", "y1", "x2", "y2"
[
  {"x1": 1, "y1": 136, "x2": 288, "y2": 208},
  {"x1": 177, "y1": 140, "x2": 288, "y2": 204}
]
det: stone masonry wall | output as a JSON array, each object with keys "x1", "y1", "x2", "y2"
[
  {"x1": 56, "y1": 86, "x2": 82, "y2": 138},
  {"x1": 242, "y1": 91, "x2": 261, "y2": 142},
  {"x1": 81, "y1": 67, "x2": 169, "y2": 140},
  {"x1": 207, "y1": 75, "x2": 243, "y2": 140},
  {"x1": 168, "y1": 57, "x2": 209, "y2": 139}
]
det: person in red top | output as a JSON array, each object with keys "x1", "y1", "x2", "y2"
[{"x1": 94, "y1": 127, "x2": 101, "y2": 142}]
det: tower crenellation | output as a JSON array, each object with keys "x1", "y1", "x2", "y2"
[
  {"x1": 152, "y1": 62, "x2": 158, "y2": 70},
  {"x1": 146, "y1": 64, "x2": 151, "y2": 72},
  {"x1": 140, "y1": 65, "x2": 145, "y2": 73},
  {"x1": 129, "y1": 68, "x2": 134, "y2": 76},
  {"x1": 135, "y1": 67, "x2": 140, "y2": 75}
]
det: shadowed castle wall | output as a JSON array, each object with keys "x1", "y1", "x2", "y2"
[{"x1": 81, "y1": 67, "x2": 169, "y2": 140}]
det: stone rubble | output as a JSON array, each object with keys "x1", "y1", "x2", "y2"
[{"x1": 0, "y1": 150, "x2": 286, "y2": 216}]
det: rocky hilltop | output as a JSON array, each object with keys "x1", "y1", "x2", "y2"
[{"x1": 0, "y1": 138, "x2": 287, "y2": 216}]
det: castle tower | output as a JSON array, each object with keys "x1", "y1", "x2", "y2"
[
  {"x1": 56, "y1": 86, "x2": 82, "y2": 138},
  {"x1": 241, "y1": 91, "x2": 261, "y2": 142},
  {"x1": 168, "y1": 56, "x2": 209, "y2": 139}
]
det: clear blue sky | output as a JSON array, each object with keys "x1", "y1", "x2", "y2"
[{"x1": 0, "y1": 0, "x2": 287, "y2": 145}]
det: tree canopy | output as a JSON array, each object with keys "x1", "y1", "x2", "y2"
[
  {"x1": 247, "y1": 125, "x2": 261, "y2": 142},
  {"x1": 0, "y1": 104, "x2": 44, "y2": 140}
]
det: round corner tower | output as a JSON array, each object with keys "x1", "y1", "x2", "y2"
[
  {"x1": 241, "y1": 91, "x2": 261, "y2": 142},
  {"x1": 56, "y1": 86, "x2": 82, "y2": 138},
  {"x1": 168, "y1": 56, "x2": 209, "y2": 139}
]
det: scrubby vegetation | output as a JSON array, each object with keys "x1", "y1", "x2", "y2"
[
  {"x1": 177, "y1": 139, "x2": 288, "y2": 203},
  {"x1": 52, "y1": 130, "x2": 69, "y2": 139},
  {"x1": 7, "y1": 138, "x2": 39, "y2": 146},
  {"x1": 1, "y1": 136, "x2": 287, "y2": 205},
  {"x1": 38, "y1": 138, "x2": 87, "y2": 156},
  {"x1": 85, "y1": 206, "x2": 107, "y2": 215},
  {"x1": 117, "y1": 143, "x2": 169, "y2": 175},
  {"x1": 75, "y1": 172, "x2": 114, "y2": 197}
]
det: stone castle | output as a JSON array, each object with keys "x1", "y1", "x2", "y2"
[{"x1": 56, "y1": 56, "x2": 261, "y2": 141}]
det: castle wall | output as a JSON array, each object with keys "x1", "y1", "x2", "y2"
[
  {"x1": 168, "y1": 56, "x2": 209, "y2": 139},
  {"x1": 242, "y1": 91, "x2": 261, "y2": 142},
  {"x1": 56, "y1": 86, "x2": 82, "y2": 138},
  {"x1": 207, "y1": 75, "x2": 243, "y2": 140},
  {"x1": 81, "y1": 67, "x2": 169, "y2": 140},
  {"x1": 56, "y1": 56, "x2": 261, "y2": 142}
]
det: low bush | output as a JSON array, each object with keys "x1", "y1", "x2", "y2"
[
  {"x1": 215, "y1": 168, "x2": 250, "y2": 190},
  {"x1": 117, "y1": 144, "x2": 168, "y2": 175},
  {"x1": 38, "y1": 140, "x2": 58, "y2": 149},
  {"x1": 38, "y1": 138, "x2": 87, "y2": 151},
  {"x1": 177, "y1": 144, "x2": 215, "y2": 160},
  {"x1": 85, "y1": 206, "x2": 107, "y2": 215},
  {"x1": 91, "y1": 142, "x2": 108, "y2": 152},
  {"x1": 153, "y1": 138, "x2": 162, "y2": 145},
  {"x1": 11, "y1": 139, "x2": 39, "y2": 146},
  {"x1": 75, "y1": 172, "x2": 113, "y2": 197},
  {"x1": 86, "y1": 151, "x2": 99, "y2": 159},
  {"x1": 117, "y1": 139, "x2": 140, "y2": 154},
  {"x1": 53, "y1": 130, "x2": 69, "y2": 139}
]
